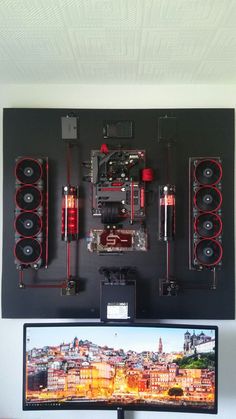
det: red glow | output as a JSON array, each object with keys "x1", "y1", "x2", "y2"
[
  {"x1": 62, "y1": 186, "x2": 79, "y2": 241},
  {"x1": 142, "y1": 168, "x2": 154, "y2": 182},
  {"x1": 100, "y1": 143, "x2": 109, "y2": 154},
  {"x1": 140, "y1": 188, "x2": 145, "y2": 207}
]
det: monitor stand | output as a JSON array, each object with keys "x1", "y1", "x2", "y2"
[{"x1": 117, "y1": 407, "x2": 125, "y2": 419}]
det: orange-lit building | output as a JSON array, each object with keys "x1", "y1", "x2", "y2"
[
  {"x1": 67, "y1": 368, "x2": 80, "y2": 391},
  {"x1": 47, "y1": 368, "x2": 67, "y2": 391}
]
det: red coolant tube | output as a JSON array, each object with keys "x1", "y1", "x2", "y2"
[
  {"x1": 62, "y1": 185, "x2": 79, "y2": 242},
  {"x1": 159, "y1": 184, "x2": 176, "y2": 241}
]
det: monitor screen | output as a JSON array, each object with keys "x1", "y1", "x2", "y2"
[{"x1": 23, "y1": 323, "x2": 218, "y2": 414}]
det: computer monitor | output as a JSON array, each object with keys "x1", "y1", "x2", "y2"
[{"x1": 23, "y1": 322, "x2": 218, "y2": 415}]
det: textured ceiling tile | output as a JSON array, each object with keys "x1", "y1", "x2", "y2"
[
  {"x1": 0, "y1": 0, "x2": 64, "y2": 28},
  {"x1": 218, "y1": 0, "x2": 236, "y2": 27},
  {"x1": 58, "y1": 0, "x2": 143, "y2": 28},
  {"x1": 139, "y1": 29, "x2": 214, "y2": 61},
  {"x1": 0, "y1": 30, "x2": 74, "y2": 61},
  {"x1": 137, "y1": 61, "x2": 199, "y2": 83},
  {"x1": 76, "y1": 61, "x2": 139, "y2": 82},
  {"x1": 7, "y1": 60, "x2": 81, "y2": 83},
  {"x1": 195, "y1": 61, "x2": 236, "y2": 83},
  {"x1": 0, "y1": 60, "x2": 25, "y2": 82},
  {"x1": 68, "y1": 29, "x2": 140, "y2": 61},
  {"x1": 142, "y1": 0, "x2": 225, "y2": 28},
  {"x1": 0, "y1": 0, "x2": 235, "y2": 83},
  {"x1": 202, "y1": 28, "x2": 236, "y2": 60}
]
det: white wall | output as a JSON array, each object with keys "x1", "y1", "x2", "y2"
[{"x1": 0, "y1": 84, "x2": 236, "y2": 419}]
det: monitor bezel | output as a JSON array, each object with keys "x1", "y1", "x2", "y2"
[{"x1": 23, "y1": 322, "x2": 218, "y2": 414}]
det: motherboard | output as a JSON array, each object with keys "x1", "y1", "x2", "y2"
[{"x1": 88, "y1": 147, "x2": 152, "y2": 253}]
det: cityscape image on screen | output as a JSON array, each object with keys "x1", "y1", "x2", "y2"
[{"x1": 23, "y1": 323, "x2": 217, "y2": 413}]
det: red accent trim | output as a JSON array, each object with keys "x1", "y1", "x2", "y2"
[
  {"x1": 19, "y1": 270, "x2": 24, "y2": 287},
  {"x1": 25, "y1": 282, "x2": 67, "y2": 289},
  {"x1": 67, "y1": 242, "x2": 71, "y2": 279},
  {"x1": 66, "y1": 143, "x2": 71, "y2": 184},
  {"x1": 195, "y1": 239, "x2": 223, "y2": 266},
  {"x1": 140, "y1": 187, "x2": 145, "y2": 208},
  {"x1": 130, "y1": 181, "x2": 134, "y2": 223},
  {"x1": 18, "y1": 268, "x2": 67, "y2": 289},
  {"x1": 194, "y1": 212, "x2": 222, "y2": 239},
  {"x1": 194, "y1": 158, "x2": 222, "y2": 185},
  {"x1": 45, "y1": 160, "x2": 49, "y2": 266},
  {"x1": 101, "y1": 187, "x2": 121, "y2": 192},
  {"x1": 111, "y1": 182, "x2": 124, "y2": 186},
  {"x1": 166, "y1": 241, "x2": 171, "y2": 280},
  {"x1": 15, "y1": 157, "x2": 42, "y2": 184},
  {"x1": 194, "y1": 186, "x2": 222, "y2": 212}
]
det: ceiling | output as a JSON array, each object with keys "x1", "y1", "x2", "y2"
[{"x1": 0, "y1": 0, "x2": 236, "y2": 84}]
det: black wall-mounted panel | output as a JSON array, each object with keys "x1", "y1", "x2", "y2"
[{"x1": 1, "y1": 108, "x2": 235, "y2": 319}]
